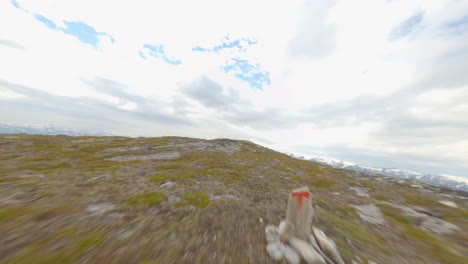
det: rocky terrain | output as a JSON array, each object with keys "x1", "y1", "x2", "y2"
[{"x1": 0, "y1": 134, "x2": 467, "y2": 263}]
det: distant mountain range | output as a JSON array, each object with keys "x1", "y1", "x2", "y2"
[
  {"x1": 0, "y1": 123, "x2": 111, "y2": 137},
  {"x1": 291, "y1": 154, "x2": 468, "y2": 192}
]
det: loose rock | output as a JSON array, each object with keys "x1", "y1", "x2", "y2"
[
  {"x1": 266, "y1": 242, "x2": 284, "y2": 261},
  {"x1": 289, "y1": 237, "x2": 325, "y2": 264},
  {"x1": 161, "y1": 181, "x2": 176, "y2": 188},
  {"x1": 265, "y1": 225, "x2": 280, "y2": 243},
  {"x1": 283, "y1": 245, "x2": 301, "y2": 264},
  {"x1": 312, "y1": 227, "x2": 345, "y2": 264},
  {"x1": 86, "y1": 203, "x2": 115, "y2": 217},
  {"x1": 168, "y1": 195, "x2": 181, "y2": 203},
  {"x1": 349, "y1": 187, "x2": 370, "y2": 198},
  {"x1": 278, "y1": 220, "x2": 294, "y2": 242},
  {"x1": 439, "y1": 200, "x2": 458, "y2": 208},
  {"x1": 353, "y1": 204, "x2": 386, "y2": 225}
]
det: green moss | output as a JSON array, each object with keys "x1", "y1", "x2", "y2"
[
  {"x1": 378, "y1": 204, "x2": 467, "y2": 263},
  {"x1": 0, "y1": 207, "x2": 35, "y2": 221},
  {"x1": 15, "y1": 181, "x2": 40, "y2": 188},
  {"x1": 320, "y1": 209, "x2": 388, "y2": 257},
  {"x1": 359, "y1": 180, "x2": 376, "y2": 188},
  {"x1": 127, "y1": 192, "x2": 163, "y2": 207},
  {"x1": 374, "y1": 195, "x2": 388, "y2": 201},
  {"x1": 337, "y1": 205, "x2": 357, "y2": 214},
  {"x1": 182, "y1": 192, "x2": 210, "y2": 208},
  {"x1": 148, "y1": 174, "x2": 169, "y2": 182},
  {"x1": 0, "y1": 176, "x2": 20, "y2": 184},
  {"x1": 139, "y1": 261, "x2": 160, "y2": 264},
  {"x1": 156, "y1": 162, "x2": 187, "y2": 170},
  {"x1": 5, "y1": 227, "x2": 105, "y2": 264},
  {"x1": 403, "y1": 193, "x2": 437, "y2": 207},
  {"x1": 272, "y1": 164, "x2": 291, "y2": 172},
  {"x1": 290, "y1": 175, "x2": 305, "y2": 181},
  {"x1": 312, "y1": 178, "x2": 335, "y2": 188}
]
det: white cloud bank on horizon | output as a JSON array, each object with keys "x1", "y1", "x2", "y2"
[{"x1": 1, "y1": 0, "x2": 468, "y2": 177}]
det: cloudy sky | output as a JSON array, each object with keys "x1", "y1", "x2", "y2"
[{"x1": 1, "y1": 0, "x2": 468, "y2": 177}]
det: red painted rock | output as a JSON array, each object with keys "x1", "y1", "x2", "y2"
[{"x1": 286, "y1": 186, "x2": 314, "y2": 239}]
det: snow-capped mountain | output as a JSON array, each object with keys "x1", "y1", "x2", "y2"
[
  {"x1": 292, "y1": 155, "x2": 468, "y2": 192},
  {"x1": 0, "y1": 123, "x2": 111, "y2": 137}
]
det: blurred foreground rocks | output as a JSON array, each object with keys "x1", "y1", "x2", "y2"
[{"x1": 265, "y1": 186, "x2": 344, "y2": 264}]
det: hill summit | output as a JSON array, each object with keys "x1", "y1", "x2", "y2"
[{"x1": 0, "y1": 135, "x2": 467, "y2": 263}]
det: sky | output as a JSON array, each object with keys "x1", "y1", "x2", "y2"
[{"x1": 1, "y1": 0, "x2": 468, "y2": 177}]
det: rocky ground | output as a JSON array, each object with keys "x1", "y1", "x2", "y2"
[{"x1": 0, "y1": 135, "x2": 467, "y2": 263}]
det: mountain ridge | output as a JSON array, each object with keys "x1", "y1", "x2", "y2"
[{"x1": 295, "y1": 155, "x2": 468, "y2": 192}]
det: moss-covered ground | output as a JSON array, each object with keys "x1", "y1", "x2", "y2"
[{"x1": 0, "y1": 134, "x2": 466, "y2": 263}]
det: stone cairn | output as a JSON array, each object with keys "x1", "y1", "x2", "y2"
[{"x1": 265, "y1": 186, "x2": 345, "y2": 264}]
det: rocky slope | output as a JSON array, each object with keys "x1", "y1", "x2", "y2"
[{"x1": 0, "y1": 135, "x2": 467, "y2": 263}]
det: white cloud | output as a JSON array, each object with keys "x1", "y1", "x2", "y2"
[{"x1": 1, "y1": 0, "x2": 468, "y2": 177}]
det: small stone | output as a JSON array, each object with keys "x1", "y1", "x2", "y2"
[
  {"x1": 265, "y1": 225, "x2": 280, "y2": 243},
  {"x1": 283, "y1": 245, "x2": 300, "y2": 264},
  {"x1": 168, "y1": 195, "x2": 181, "y2": 203},
  {"x1": 86, "y1": 203, "x2": 115, "y2": 216},
  {"x1": 161, "y1": 181, "x2": 176, "y2": 188},
  {"x1": 266, "y1": 242, "x2": 284, "y2": 261},
  {"x1": 438, "y1": 200, "x2": 458, "y2": 208},
  {"x1": 278, "y1": 220, "x2": 294, "y2": 242},
  {"x1": 352, "y1": 204, "x2": 386, "y2": 225},
  {"x1": 290, "y1": 237, "x2": 325, "y2": 264},
  {"x1": 210, "y1": 194, "x2": 238, "y2": 201},
  {"x1": 420, "y1": 217, "x2": 459, "y2": 235},
  {"x1": 349, "y1": 187, "x2": 370, "y2": 198},
  {"x1": 312, "y1": 227, "x2": 345, "y2": 264},
  {"x1": 259, "y1": 217, "x2": 263, "y2": 224},
  {"x1": 117, "y1": 229, "x2": 136, "y2": 240}
]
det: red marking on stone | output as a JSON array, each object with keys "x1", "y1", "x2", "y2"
[{"x1": 291, "y1": 191, "x2": 311, "y2": 211}]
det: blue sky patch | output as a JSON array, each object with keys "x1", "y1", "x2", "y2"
[
  {"x1": 192, "y1": 46, "x2": 208, "y2": 52},
  {"x1": 15, "y1": 2, "x2": 114, "y2": 49},
  {"x1": 11, "y1": 0, "x2": 21, "y2": 9},
  {"x1": 140, "y1": 44, "x2": 182, "y2": 65},
  {"x1": 34, "y1": 14, "x2": 57, "y2": 29},
  {"x1": 193, "y1": 35, "x2": 257, "y2": 53},
  {"x1": 222, "y1": 58, "x2": 270, "y2": 90},
  {"x1": 389, "y1": 12, "x2": 424, "y2": 41},
  {"x1": 60, "y1": 21, "x2": 114, "y2": 47}
]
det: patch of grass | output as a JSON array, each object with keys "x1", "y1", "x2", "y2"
[
  {"x1": 336, "y1": 205, "x2": 357, "y2": 214},
  {"x1": 127, "y1": 192, "x2": 163, "y2": 207},
  {"x1": 359, "y1": 180, "x2": 376, "y2": 189},
  {"x1": 272, "y1": 164, "x2": 291, "y2": 173},
  {"x1": 319, "y1": 209, "x2": 388, "y2": 261},
  {"x1": 182, "y1": 192, "x2": 210, "y2": 208},
  {"x1": 139, "y1": 261, "x2": 160, "y2": 264},
  {"x1": 374, "y1": 195, "x2": 388, "y2": 201},
  {"x1": 314, "y1": 196, "x2": 328, "y2": 206},
  {"x1": 148, "y1": 174, "x2": 169, "y2": 182},
  {"x1": 378, "y1": 204, "x2": 467, "y2": 263},
  {"x1": 290, "y1": 175, "x2": 305, "y2": 181},
  {"x1": 312, "y1": 178, "x2": 336, "y2": 188},
  {"x1": 156, "y1": 162, "x2": 187, "y2": 170},
  {"x1": 0, "y1": 176, "x2": 20, "y2": 184},
  {"x1": 0, "y1": 207, "x2": 36, "y2": 222},
  {"x1": 403, "y1": 193, "x2": 437, "y2": 207},
  {"x1": 5, "y1": 227, "x2": 105, "y2": 264},
  {"x1": 15, "y1": 181, "x2": 40, "y2": 188}
]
